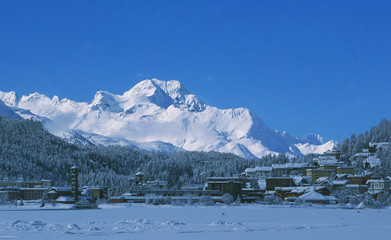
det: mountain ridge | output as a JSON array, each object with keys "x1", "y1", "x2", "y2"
[{"x1": 0, "y1": 79, "x2": 336, "y2": 158}]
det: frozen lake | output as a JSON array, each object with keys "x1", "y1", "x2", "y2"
[{"x1": 0, "y1": 204, "x2": 390, "y2": 240}]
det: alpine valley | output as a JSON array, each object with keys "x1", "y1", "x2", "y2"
[{"x1": 0, "y1": 79, "x2": 335, "y2": 158}]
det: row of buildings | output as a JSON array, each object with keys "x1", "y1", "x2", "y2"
[
  {"x1": 353, "y1": 142, "x2": 386, "y2": 169},
  {"x1": 241, "y1": 144, "x2": 390, "y2": 204},
  {"x1": 0, "y1": 179, "x2": 54, "y2": 201},
  {"x1": 2, "y1": 142, "x2": 390, "y2": 206},
  {"x1": 111, "y1": 172, "x2": 248, "y2": 204},
  {"x1": 116, "y1": 143, "x2": 390, "y2": 205},
  {"x1": 0, "y1": 167, "x2": 108, "y2": 206}
]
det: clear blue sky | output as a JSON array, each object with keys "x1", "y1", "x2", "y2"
[{"x1": 0, "y1": 0, "x2": 390, "y2": 142}]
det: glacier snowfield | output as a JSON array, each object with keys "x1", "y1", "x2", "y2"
[{"x1": 0, "y1": 204, "x2": 390, "y2": 240}]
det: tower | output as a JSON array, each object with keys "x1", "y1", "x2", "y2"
[
  {"x1": 135, "y1": 171, "x2": 144, "y2": 186},
  {"x1": 71, "y1": 166, "x2": 79, "y2": 202}
]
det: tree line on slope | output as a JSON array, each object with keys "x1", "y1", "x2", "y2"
[
  {"x1": 0, "y1": 117, "x2": 292, "y2": 196},
  {"x1": 337, "y1": 119, "x2": 391, "y2": 177}
]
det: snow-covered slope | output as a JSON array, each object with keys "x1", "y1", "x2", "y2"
[
  {"x1": 62, "y1": 129, "x2": 183, "y2": 154},
  {"x1": 0, "y1": 98, "x2": 45, "y2": 121},
  {"x1": 0, "y1": 100, "x2": 22, "y2": 119},
  {"x1": 0, "y1": 79, "x2": 336, "y2": 158}
]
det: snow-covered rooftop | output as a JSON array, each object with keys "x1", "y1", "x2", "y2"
[
  {"x1": 364, "y1": 156, "x2": 381, "y2": 168},
  {"x1": 55, "y1": 196, "x2": 75, "y2": 203},
  {"x1": 245, "y1": 166, "x2": 273, "y2": 173},
  {"x1": 272, "y1": 163, "x2": 309, "y2": 169},
  {"x1": 369, "y1": 142, "x2": 390, "y2": 149},
  {"x1": 331, "y1": 180, "x2": 349, "y2": 186},
  {"x1": 299, "y1": 191, "x2": 337, "y2": 202}
]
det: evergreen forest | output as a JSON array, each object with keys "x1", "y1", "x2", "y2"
[{"x1": 0, "y1": 117, "x2": 290, "y2": 196}]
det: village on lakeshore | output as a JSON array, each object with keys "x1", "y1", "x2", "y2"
[{"x1": 1, "y1": 142, "x2": 390, "y2": 208}]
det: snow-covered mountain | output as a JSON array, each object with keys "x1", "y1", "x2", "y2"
[
  {"x1": 0, "y1": 79, "x2": 336, "y2": 158},
  {"x1": 0, "y1": 100, "x2": 22, "y2": 119}
]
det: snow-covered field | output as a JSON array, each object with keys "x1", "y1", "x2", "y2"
[{"x1": 0, "y1": 204, "x2": 390, "y2": 240}]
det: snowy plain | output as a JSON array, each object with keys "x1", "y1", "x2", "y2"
[{"x1": 0, "y1": 203, "x2": 390, "y2": 240}]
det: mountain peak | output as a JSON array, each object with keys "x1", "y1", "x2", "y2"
[
  {"x1": 123, "y1": 79, "x2": 205, "y2": 111},
  {"x1": 149, "y1": 79, "x2": 186, "y2": 96},
  {"x1": 125, "y1": 79, "x2": 186, "y2": 98},
  {"x1": 0, "y1": 90, "x2": 19, "y2": 107},
  {"x1": 304, "y1": 133, "x2": 325, "y2": 145},
  {"x1": 90, "y1": 91, "x2": 122, "y2": 113},
  {"x1": 21, "y1": 92, "x2": 50, "y2": 102}
]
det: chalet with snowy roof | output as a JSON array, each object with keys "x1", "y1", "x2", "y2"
[
  {"x1": 314, "y1": 177, "x2": 349, "y2": 192},
  {"x1": 275, "y1": 187, "x2": 308, "y2": 200},
  {"x1": 306, "y1": 169, "x2": 336, "y2": 183},
  {"x1": 313, "y1": 149, "x2": 344, "y2": 167},
  {"x1": 44, "y1": 186, "x2": 99, "y2": 204},
  {"x1": 298, "y1": 190, "x2": 338, "y2": 204},
  {"x1": 367, "y1": 179, "x2": 391, "y2": 193},
  {"x1": 45, "y1": 187, "x2": 82, "y2": 204},
  {"x1": 275, "y1": 186, "x2": 330, "y2": 201},
  {"x1": 314, "y1": 178, "x2": 349, "y2": 193},
  {"x1": 291, "y1": 176, "x2": 311, "y2": 186},
  {"x1": 369, "y1": 142, "x2": 390, "y2": 151},
  {"x1": 363, "y1": 156, "x2": 381, "y2": 169}
]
